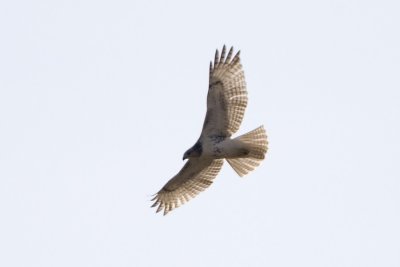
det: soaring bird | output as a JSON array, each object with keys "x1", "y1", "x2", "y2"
[{"x1": 151, "y1": 46, "x2": 268, "y2": 215}]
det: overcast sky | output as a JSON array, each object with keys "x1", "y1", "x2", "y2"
[{"x1": 1, "y1": 0, "x2": 399, "y2": 266}]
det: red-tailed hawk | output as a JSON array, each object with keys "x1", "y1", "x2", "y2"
[{"x1": 152, "y1": 46, "x2": 268, "y2": 215}]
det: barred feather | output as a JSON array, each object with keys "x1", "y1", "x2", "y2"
[
  {"x1": 226, "y1": 126, "x2": 268, "y2": 177},
  {"x1": 205, "y1": 46, "x2": 247, "y2": 136},
  {"x1": 151, "y1": 159, "x2": 224, "y2": 215}
]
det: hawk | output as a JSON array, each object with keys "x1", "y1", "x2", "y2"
[{"x1": 151, "y1": 46, "x2": 268, "y2": 215}]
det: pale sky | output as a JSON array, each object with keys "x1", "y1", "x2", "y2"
[{"x1": 1, "y1": 0, "x2": 399, "y2": 266}]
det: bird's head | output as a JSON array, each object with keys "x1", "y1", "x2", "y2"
[
  {"x1": 182, "y1": 149, "x2": 197, "y2": 161},
  {"x1": 183, "y1": 141, "x2": 202, "y2": 160},
  {"x1": 182, "y1": 151, "x2": 190, "y2": 161}
]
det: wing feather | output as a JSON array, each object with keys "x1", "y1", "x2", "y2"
[
  {"x1": 151, "y1": 159, "x2": 224, "y2": 215},
  {"x1": 225, "y1": 46, "x2": 234, "y2": 64},
  {"x1": 202, "y1": 46, "x2": 248, "y2": 137}
]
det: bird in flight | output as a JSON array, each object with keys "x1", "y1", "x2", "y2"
[{"x1": 151, "y1": 45, "x2": 268, "y2": 215}]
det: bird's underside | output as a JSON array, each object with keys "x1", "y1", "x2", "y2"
[{"x1": 151, "y1": 46, "x2": 268, "y2": 215}]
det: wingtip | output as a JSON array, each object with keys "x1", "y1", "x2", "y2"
[
  {"x1": 231, "y1": 50, "x2": 241, "y2": 64},
  {"x1": 214, "y1": 49, "x2": 220, "y2": 66},
  {"x1": 156, "y1": 204, "x2": 163, "y2": 213},
  {"x1": 150, "y1": 200, "x2": 159, "y2": 208},
  {"x1": 220, "y1": 45, "x2": 227, "y2": 62},
  {"x1": 225, "y1": 46, "x2": 234, "y2": 63}
]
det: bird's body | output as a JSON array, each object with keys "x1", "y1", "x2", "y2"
[
  {"x1": 152, "y1": 46, "x2": 268, "y2": 215},
  {"x1": 190, "y1": 136, "x2": 249, "y2": 159}
]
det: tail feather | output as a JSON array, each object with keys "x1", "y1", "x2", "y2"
[{"x1": 226, "y1": 126, "x2": 268, "y2": 177}]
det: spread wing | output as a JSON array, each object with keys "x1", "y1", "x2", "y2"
[
  {"x1": 201, "y1": 45, "x2": 248, "y2": 137},
  {"x1": 151, "y1": 159, "x2": 224, "y2": 215}
]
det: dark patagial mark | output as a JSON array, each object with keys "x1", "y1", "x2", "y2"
[
  {"x1": 203, "y1": 110, "x2": 212, "y2": 127},
  {"x1": 218, "y1": 92, "x2": 227, "y2": 112}
]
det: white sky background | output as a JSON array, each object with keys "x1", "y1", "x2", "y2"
[{"x1": 0, "y1": 0, "x2": 399, "y2": 266}]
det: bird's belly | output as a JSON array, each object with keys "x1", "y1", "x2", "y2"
[
  {"x1": 200, "y1": 142, "x2": 221, "y2": 158},
  {"x1": 205, "y1": 139, "x2": 249, "y2": 159}
]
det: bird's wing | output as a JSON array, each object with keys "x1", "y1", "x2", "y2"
[
  {"x1": 201, "y1": 45, "x2": 248, "y2": 137},
  {"x1": 151, "y1": 158, "x2": 224, "y2": 215}
]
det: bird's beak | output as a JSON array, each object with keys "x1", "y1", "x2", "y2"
[{"x1": 183, "y1": 154, "x2": 187, "y2": 161}]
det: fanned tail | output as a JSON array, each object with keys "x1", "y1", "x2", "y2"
[{"x1": 226, "y1": 126, "x2": 268, "y2": 177}]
